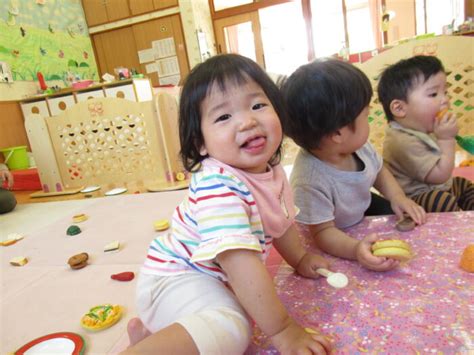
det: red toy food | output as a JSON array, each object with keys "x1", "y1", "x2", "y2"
[{"x1": 111, "y1": 272, "x2": 135, "y2": 281}]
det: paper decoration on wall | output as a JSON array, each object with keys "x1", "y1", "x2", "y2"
[
  {"x1": 138, "y1": 37, "x2": 180, "y2": 85},
  {"x1": 152, "y1": 38, "x2": 176, "y2": 58},
  {"x1": 0, "y1": 0, "x2": 98, "y2": 83},
  {"x1": 0, "y1": 62, "x2": 14, "y2": 83}
]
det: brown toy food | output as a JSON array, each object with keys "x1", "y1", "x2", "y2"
[
  {"x1": 68, "y1": 252, "x2": 89, "y2": 270},
  {"x1": 460, "y1": 245, "x2": 474, "y2": 273},
  {"x1": 395, "y1": 216, "x2": 416, "y2": 232}
]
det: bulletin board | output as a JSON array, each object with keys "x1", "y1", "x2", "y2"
[{"x1": 0, "y1": 0, "x2": 98, "y2": 82}]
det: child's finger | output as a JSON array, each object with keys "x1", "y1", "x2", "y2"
[{"x1": 309, "y1": 334, "x2": 333, "y2": 354}]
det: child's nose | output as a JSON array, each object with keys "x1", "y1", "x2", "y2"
[{"x1": 239, "y1": 115, "x2": 257, "y2": 131}]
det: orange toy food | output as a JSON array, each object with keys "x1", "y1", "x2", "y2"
[
  {"x1": 436, "y1": 108, "x2": 449, "y2": 121},
  {"x1": 460, "y1": 245, "x2": 474, "y2": 273},
  {"x1": 81, "y1": 304, "x2": 122, "y2": 331}
]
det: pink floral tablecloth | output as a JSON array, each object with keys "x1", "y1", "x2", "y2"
[{"x1": 248, "y1": 212, "x2": 474, "y2": 354}]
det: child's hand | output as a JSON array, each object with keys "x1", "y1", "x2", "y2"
[
  {"x1": 0, "y1": 169, "x2": 14, "y2": 189},
  {"x1": 356, "y1": 233, "x2": 399, "y2": 271},
  {"x1": 390, "y1": 194, "x2": 426, "y2": 226},
  {"x1": 295, "y1": 252, "x2": 330, "y2": 279},
  {"x1": 434, "y1": 111, "x2": 459, "y2": 140},
  {"x1": 271, "y1": 320, "x2": 332, "y2": 355}
]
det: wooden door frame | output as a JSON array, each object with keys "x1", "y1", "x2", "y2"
[{"x1": 213, "y1": 12, "x2": 265, "y2": 68}]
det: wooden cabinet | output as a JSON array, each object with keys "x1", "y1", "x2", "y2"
[
  {"x1": 82, "y1": 0, "x2": 130, "y2": 27},
  {"x1": 93, "y1": 26, "x2": 141, "y2": 78},
  {"x1": 83, "y1": 0, "x2": 178, "y2": 25},
  {"x1": 92, "y1": 14, "x2": 189, "y2": 87},
  {"x1": 129, "y1": 0, "x2": 178, "y2": 16},
  {"x1": 153, "y1": 0, "x2": 178, "y2": 11}
]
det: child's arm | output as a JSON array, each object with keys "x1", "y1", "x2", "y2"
[
  {"x1": 217, "y1": 249, "x2": 332, "y2": 354},
  {"x1": 374, "y1": 166, "x2": 426, "y2": 224},
  {"x1": 309, "y1": 221, "x2": 399, "y2": 271},
  {"x1": 272, "y1": 224, "x2": 329, "y2": 278},
  {"x1": 426, "y1": 113, "x2": 458, "y2": 184}
]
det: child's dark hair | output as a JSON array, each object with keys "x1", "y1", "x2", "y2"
[
  {"x1": 377, "y1": 55, "x2": 445, "y2": 121},
  {"x1": 281, "y1": 59, "x2": 372, "y2": 152},
  {"x1": 179, "y1": 53, "x2": 286, "y2": 172}
]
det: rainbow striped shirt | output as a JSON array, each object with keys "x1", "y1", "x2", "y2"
[{"x1": 141, "y1": 158, "x2": 294, "y2": 281}]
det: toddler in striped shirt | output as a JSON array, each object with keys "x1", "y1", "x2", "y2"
[{"x1": 123, "y1": 54, "x2": 333, "y2": 355}]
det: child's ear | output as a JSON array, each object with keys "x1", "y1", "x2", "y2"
[
  {"x1": 390, "y1": 99, "x2": 407, "y2": 119},
  {"x1": 199, "y1": 145, "x2": 208, "y2": 156},
  {"x1": 331, "y1": 129, "x2": 344, "y2": 144}
]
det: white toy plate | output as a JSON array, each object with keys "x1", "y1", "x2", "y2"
[
  {"x1": 104, "y1": 187, "x2": 127, "y2": 196},
  {"x1": 80, "y1": 186, "x2": 101, "y2": 193}
]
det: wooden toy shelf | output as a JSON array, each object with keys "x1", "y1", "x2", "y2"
[{"x1": 25, "y1": 93, "x2": 187, "y2": 197}]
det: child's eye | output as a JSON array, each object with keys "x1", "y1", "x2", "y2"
[
  {"x1": 428, "y1": 92, "x2": 437, "y2": 97},
  {"x1": 215, "y1": 114, "x2": 231, "y2": 123},
  {"x1": 252, "y1": 103, "x2": 268, "y2": 110}
]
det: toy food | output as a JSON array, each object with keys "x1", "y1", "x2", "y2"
[
  {"x1": 72, "y1": 213, "x2": 88, "y2": 223},
  {"x1": 104, "y1": 240, "x2": 120, "y2": 252},
  {"x1": 154, "y1": 219, "x2": 170, "y2": 231},
  {"x1": 460, "y1": 245, "x2": 474, "y2": 273},
  {"x1": 436, "y1": 108, "x2": 448, "y2": 120},
  {"x1": 80, "y1": 304, "x2": 122, "y2": 331},
  {"x1": 395, "y1": 216, "x2": 416, "y2": 232},
  {"x1": 67, "y1": 225, "x2": 82, "y2": 236},
  {"x1": 10, "y1": 256, "x2": 28, "y2": 266},
  {"x1": 1, "y1": 233, "x2": 24, "y2": 246},
  {"x1": 371, "y1": 239, "x2": 413, "y2": 262},
  {"x1": 111, "y1": 271, "x2": 135, "y2": 281},
  {"x1": 68, "y1": 252, "x2": 89, "y2": 270}
]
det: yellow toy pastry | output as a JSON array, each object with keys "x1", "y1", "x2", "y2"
[
  {"x1": 371, "y1": 239, "x2": 413, "y2": 262},
  {"x1": 154, "y1": 219, "x2": 170, "y2": 231},
  {"x1": 460, "y1": 245, "x2": 474, "y2": 273},
  {"x1": 72, "y1": 213, "x2": 88, "y2": 223},
  {"x1": 80, "y1": 304, "x2": 122, "y2": 331}
]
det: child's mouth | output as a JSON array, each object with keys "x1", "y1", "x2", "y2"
[{"x1": 241, "y1": 136, "x2": 266, "y2": 151}]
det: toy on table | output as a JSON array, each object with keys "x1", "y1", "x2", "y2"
[
  {"x1": 80, "y1": 304, "x2": 122, "y2": 331},
  {"x1": 72, "y1": 214, "x2": 88, "y2": 223},
  {"x1": 104, "y1": 241, "x2": 120, "y2": 252},
  {"x1": 104, "y1": 187, "x2": 127, "y2": 196},
  {"x1": 80, "y1": 185, "x2": 101, "y2": 193},
  {"x1": 371, "y1": 239, "x2": 413, "y2": 261},
  {"x1": 316, "y1": 268, "x2": 348, "y2": 289},
  {"x1": 395, "y1": 215, "x2": 416, "y2": 232},
  {"x1": 13, "y1": 331, "x2": 85, "y2": 355},
  {"x1": 459, "y1": 244, "x2": 474, "y2": 272},
  {"x1": 154, "y1": 219, "x2": 170, "y2": 231},
  {"x1": 10, "y1": 256, "x2": 28, "y2": 266},
  {"x1": 436, "y1": 109, "x2": 474, "y2": 154},
  {"x1": 111, "y1": 272, "x2": 135, "y2": 281},
  {"x1": 68, "y1": 253, "x2": 89, "y2": 270},
  {"x1": 1, "y1": 233, "x2": 24, "y2": 246},
  {"x1": 66, "y1": 225, "x2": 81, "y2": 236}
]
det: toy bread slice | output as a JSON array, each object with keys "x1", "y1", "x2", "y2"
[{"x1": 371, "y1": 240, "x2": 413, "y2": 261}]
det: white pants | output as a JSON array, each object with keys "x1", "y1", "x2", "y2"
[{"x1": 136, "y1": 272, "x2": 252, "y2": 355}]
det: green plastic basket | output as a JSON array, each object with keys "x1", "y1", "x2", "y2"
[{"x1": 0, "y1": 146, "x2": 29, "y2": 170}]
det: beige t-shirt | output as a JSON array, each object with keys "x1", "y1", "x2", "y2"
[{"x1": 383, "y1": 122, "x2": 451, "y2": 197}]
